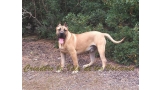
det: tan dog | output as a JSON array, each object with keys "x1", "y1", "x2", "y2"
[{"x1": 56, "y1": 23, "x2": 124, "y2": 74}]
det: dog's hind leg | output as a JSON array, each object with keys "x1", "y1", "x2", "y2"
[
  {"x1": 83, "y1": 51, "x2": 96, "y2": 68},
  {"x1": 97, "y1": 44, "x2": 107, "y2": 71}
]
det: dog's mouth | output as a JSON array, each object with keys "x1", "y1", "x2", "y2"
[
  {"x1": 59, "y1": 38, "x2": 64, "y2": 44},
  {"x1": 58, "y1": 33, "x2": 66, "y2": 44}
]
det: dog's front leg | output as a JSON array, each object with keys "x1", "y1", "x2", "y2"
[
  {"x1": 56, "y1": 52, "x2": 66, "y2": 73},
  {"x1": 69, "y1": 50, "x2": 79, "y2": 74}
]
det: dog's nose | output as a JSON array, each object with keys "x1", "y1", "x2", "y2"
[
  {"x1": 60, "y1": 31, "x2": 64, "y2": 33},
  {"x1": 60, "y1": 32, "x2": 63, "y2": 35},
  {"x1": 59, "y1": 32, "x2": 64, "y2": 38}
]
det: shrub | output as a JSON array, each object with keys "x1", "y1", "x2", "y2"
[
  {"x1": 105, "y1": 0, "x2": 139, "y2": 29},
  {"x1": 63, "y1": 13, "x2": 92, "y2": 33},
  {"x1": 106, "y1": 25, "x2": 139, "y2": 66}
]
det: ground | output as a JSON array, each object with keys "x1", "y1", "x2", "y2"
[{"x1": 22, "y1": 36, "x2": 139, "y2": 90}]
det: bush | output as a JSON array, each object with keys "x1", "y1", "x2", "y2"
[
  {"x1": 106, "y1": 25, "x2": 139, "y2": 66},
  {"x1": 63, "y1": 13, "x2": 92, "y2": 33},
  {"x1": 105, "y1": 0, "x2": 139, "y2": 29}
]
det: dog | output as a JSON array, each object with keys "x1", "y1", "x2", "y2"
[{"x1": 56, "y1": 23, "x2": 124, "y2": 74}]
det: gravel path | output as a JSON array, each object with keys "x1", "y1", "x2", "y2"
[{"x1": 22, "y1": 36, "x2": 139, "y2": 90}]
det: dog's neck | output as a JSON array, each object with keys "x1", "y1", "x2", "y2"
[{"x1": 65, "y1": 31, "x2": 72, "y2": 42}]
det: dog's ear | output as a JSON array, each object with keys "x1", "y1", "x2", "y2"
[
  {"x1": 64, "y1": 22, "x2": 68, "y2": 27},
  {"x1": 58, "y1": 23, "x2": 61, "y2": 26}
]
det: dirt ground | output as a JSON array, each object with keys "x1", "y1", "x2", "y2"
[{"x1": 22, "y1": 36, "x2": 139, "y2": 90}]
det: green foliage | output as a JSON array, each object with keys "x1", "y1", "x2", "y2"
[
  {"x1": 87, "y1": 9, "x2": 107, "y2": 26},
  {"x1": 63, "y1": 13, "x2": 91, "y2": 33},
  {"x1": 105, "y1": 0, "x2": 139, "y2": 29},
  {"x1": 106, "y1": 26, "x2": 139, "y2": 66},
  {"x1": 22, "y1": 0, "x2": 139, "y2": 66}
]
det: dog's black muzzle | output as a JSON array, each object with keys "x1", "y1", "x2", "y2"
[{"x1": 58, "y1": 32, "x2": 66, "y2": 39}]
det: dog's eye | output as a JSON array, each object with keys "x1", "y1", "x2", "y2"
[
  {"x1": 58, "y1": 29, "x2": 61, "y2": 31},
  {"x1": 64, "y1": 29, "x2": 67, "y2": 31}
]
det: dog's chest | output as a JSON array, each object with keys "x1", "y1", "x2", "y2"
[{"x1": 59, "y1": 45, "x2": 68, "y2": 53}]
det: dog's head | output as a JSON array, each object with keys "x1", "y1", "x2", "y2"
[{"x1": 56, "y1": 23, "x2": 68, "y2": 44}]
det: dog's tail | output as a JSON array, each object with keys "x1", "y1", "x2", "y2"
[{"x1": 103, "y1": 33, "x2": 125, "y2": 44}]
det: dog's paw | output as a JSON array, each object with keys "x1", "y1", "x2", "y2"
[
  {"x1": 56, "y1": 67, "x2": 64, "y2": 73},
  {"x1": 56, "y1": 70, "x2": 62, "y2": 73},
  {"x1": 72, "y1": 70, "x2": 78, "y2": 74},
  {"x1": 98, "y1": 67, "x2": 104, "y2": 72},
  {"x1": 83, "y1": 64, "x2": 89, "y2": 69}
]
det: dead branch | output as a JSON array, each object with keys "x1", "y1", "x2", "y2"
[
  {"x1": 42, "y1": 0, "x2": 48, "y2": 12},
  {"x1": 22, "y1": 8, "x2": 42, "y2": 26},
  {"x1": 32, "y1": 0, "x2": 36, "y2": 18}
]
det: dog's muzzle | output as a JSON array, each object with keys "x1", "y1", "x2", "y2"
[{"x1": 58, "y1": 32, "x2": 66, "y2": 44}]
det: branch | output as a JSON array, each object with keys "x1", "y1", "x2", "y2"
[
  {"x1": 42, "y1": 0, "x2": 48, "y2": 12},
  {"x1": 22, "y1": 8, "x2": 42, "y2": 26},
  {"x1": 32, "y1": 0, "x2": 36, "y2": 18}
]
